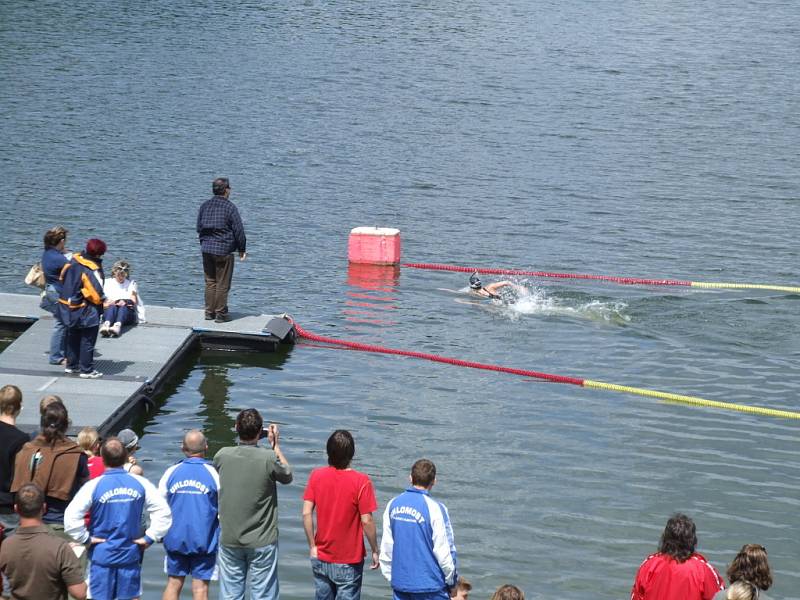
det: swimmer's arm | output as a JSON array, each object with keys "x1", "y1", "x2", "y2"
[{"x1": 484, "y1": 281, "x2": 521, "y2": 294}]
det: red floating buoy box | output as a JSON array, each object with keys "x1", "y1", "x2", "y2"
[{"x1": 347, "y1": 227, "x2": 401, "y2": 265}]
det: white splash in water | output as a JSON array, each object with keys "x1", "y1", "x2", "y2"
[{"x1": 459, "y1": 284, "x2": 630, "y2": 324}]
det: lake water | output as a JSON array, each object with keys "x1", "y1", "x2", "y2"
[{"x1": 1, "y1": 1, "x2": 798, "y2": 598}]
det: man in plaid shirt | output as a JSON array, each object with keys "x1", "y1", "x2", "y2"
[{"x1": 197, "y1": 177, "x2": 247, "y2": 323}]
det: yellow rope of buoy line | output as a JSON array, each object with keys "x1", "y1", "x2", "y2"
[
  {"x1": 690, "y1": 281, "x2": 800, "y2": 294},
  {"x1": 582, "y1": 380, "x2": 800, "y2": 420}
]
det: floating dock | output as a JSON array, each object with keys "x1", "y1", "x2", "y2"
[{"x1": 0, "y1": 293, "x2": 291, "y2": 436}]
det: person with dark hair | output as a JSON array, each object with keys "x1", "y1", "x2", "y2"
[
  {"x1": 197, "y1": 176, "x2": 247, "y2": 323},
  {"x1": 40, "y1": 225, "x2": 71, "y2": 365},
  {"x1": 158, "y1": 430, "x2": 220, "y2": 600},
  {"x1": 631, "y1": 513, "x2": 725, "y2": 600},
  {"x1": 10, "y1": 401, "x2": 88, "y2": 532},
  {"x1": 0, "y1": 385, "x2": 29, "y2": 537},
  {"x1": 213, "y1": 408, "x2": 291, "y2": 599},
  {"x1": 0, "y1": 483, "x2": 87, "y2": 600},
  {"x1": 57, "y1": 238, "x2": 107, "y2": 378},
  {"x1": 65, "y1": 437, "x2": 172, "y2": 600},
  {"x1": 467, "y1": 271, "x2": 523, "y2": 300},
  {"x1": 380, "y1": 458, "x2": 458, "y2": 600},
  {"x1": 490, "y1": 585, "x2": 525, "y2": 600},
  {"x1": 302, "y1": 430, "x2": 379, "y2": 599},
  {"x1": 713, "y1": 544, "x2": 772, "y2": 600}
]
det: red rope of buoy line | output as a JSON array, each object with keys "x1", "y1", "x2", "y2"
[
  {"x1": 292, "y1": 323, "x2": 584, "y2": 385},
  {"x1": 402, "y1": 262, "x2": 691, "y2": 287},
  {"x1": 401, "y1": 262, "x2": 800, "y2": 294},
  {"x1": 291, "y1": 322, "x2": 800, "y2": 420}
]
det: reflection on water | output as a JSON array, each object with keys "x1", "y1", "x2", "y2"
[{"x1": 343, "y1": 263, "x2": 401, "y2": 327}]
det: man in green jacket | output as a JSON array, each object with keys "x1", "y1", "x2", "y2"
[{"x1": 213, "y1": 408, "x2": 292, "y2": 600}]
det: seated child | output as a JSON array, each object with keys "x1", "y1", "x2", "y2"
[{"x1": 101, "y1": 260, "x2": 145, "y2": 337}]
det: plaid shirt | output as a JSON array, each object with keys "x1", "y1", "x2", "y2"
[{"x1": 196, "y1": 195, "x2": 247, "y2": 256}]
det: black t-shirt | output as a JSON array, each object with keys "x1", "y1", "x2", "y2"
[{"x1": 0, "y1": 421, "x2": 30, "y2": 511}]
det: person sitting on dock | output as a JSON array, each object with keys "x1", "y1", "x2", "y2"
[
  {"x1": 468, "y1": 271, "x2": 523, "y2": 300},
  {"x1": 58, "y1": 238, "x2": 107, "y2": 379},
  {"x1": 100, "y1": 260, "x2": 144, "y2": 338}
]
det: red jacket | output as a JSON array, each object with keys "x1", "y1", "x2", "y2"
[{"x1": 632, "y1": 552, "x2": 724, "y2": 600}]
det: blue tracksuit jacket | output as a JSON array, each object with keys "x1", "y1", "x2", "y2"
[
  {"x1": 380, "y1": 487, "x2": 458, "y2": 593},
  {"x1": 158, "y1": 457, "x2": 220, "y2": 555},
  {"x1": 64, "y1": 467, "x2": 171, "y2": 566}
]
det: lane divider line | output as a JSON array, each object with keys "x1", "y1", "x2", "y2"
[
  {"x1": 292, "y1": 323, "x2": 800, "y2": 421},
  {"x1": 402, "y1": 263, "x2": 800, "y2": 294}
]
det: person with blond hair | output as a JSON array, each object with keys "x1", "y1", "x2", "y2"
[
  {"x1": 77, "y1": 426, "x2": 104, "y2": 479},
  {"x1": 713, "y1": 544, "x2": 772, "y2": 600},
  {"x1": 0, "y1": 385, "x2": 28, "y2": 536},
  {"x1": 100, "y1": 260, "x2": 144, "y2": 337},
  {"x1": 490, "y1": 585, "x2": 525, "y2": 600}
]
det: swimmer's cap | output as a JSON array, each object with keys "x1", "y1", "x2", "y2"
[{"x1": 469, "y1": 271, "x2": 482, "y2": 289}]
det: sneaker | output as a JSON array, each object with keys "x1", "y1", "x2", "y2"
[
  {"x1": 79, "y1": 370, "x2": 103, "y2": 379},
  {"x1": 110, "y1": 322, "x2": 122, "y2": 337},
  {"x1": 100, "y1": 321, "x2": 112, "y2": 337},
  {"x1": 64, "y1": 366, "x2": 77, "y2": 374},
  {"x1": 204, "y1": 313, "x2": 215, "y2": 320},
  {"x1": 214, "y1": 313, "x2": 232, "y2": 323}
]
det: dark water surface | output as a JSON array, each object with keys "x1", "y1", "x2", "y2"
[{"x1": 1, "y1": 1, "x2": 798, "y2": 598}]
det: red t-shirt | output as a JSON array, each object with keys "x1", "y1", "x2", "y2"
[
  {"x1": 87, "y1": 455, "x2": 105, "y2": 479},
  {"x1": 631, "y1": 552, "x2": 724, "y2": 600},
  {"x1": 303, "y1": 466, "x2": 377, "y2": 564}
]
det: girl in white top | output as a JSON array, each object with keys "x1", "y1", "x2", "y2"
[{"x1": 100, "y1": 260, "x2": 145, "y2": 337}]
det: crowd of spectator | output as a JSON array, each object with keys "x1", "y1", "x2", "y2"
[{"x1": 0, "y1": 384, "x2": 776, "y2": 600}]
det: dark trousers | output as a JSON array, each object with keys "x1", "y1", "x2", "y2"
[
  {"x1": 202, "y1": 253, "x2": 234, "y2": 317},
  {"x1": 104, "y1": 302, "x2": 136, "y2": 325},
  {"x1": 66, "y1": 325, "x2": 99, "y2": 373}
]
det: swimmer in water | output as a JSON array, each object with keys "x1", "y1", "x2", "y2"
[{"x1": 469, "y1": 271, "x2": 524, "y2": 299}]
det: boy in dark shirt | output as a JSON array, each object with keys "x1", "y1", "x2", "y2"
[{"x1": 0, "y1": 385, "x2": 29, "y2": 535}]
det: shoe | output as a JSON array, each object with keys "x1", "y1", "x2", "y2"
[
  {"x1": 214, "y1": 313, "x2": 232, "y2": 323},
  {"x1": 100, "y1": 321, "x2": 111, "y2": 337},
  {"x1": 79, "y1": 370, "x2": 103, "y2": 379},
  {"x1": 110, "y1": 322, "x2": 122, "y2": 337},
  {"x1": 64, "y1": 366, "x2": 76, "y2": 374},
  {"x1": 204, "y1": 313, "x2": 215, "y2": 320}
]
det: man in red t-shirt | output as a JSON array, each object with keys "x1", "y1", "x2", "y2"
[
  {"x1": 631, "y1": 513, "x2": 725, "y2": 600},
  {"x1": 303, "y1": 430, "x2": 379, "y2": 600}
]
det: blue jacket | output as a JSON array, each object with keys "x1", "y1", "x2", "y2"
[
  {"x1": 380, "y1": 487, "x2": 458, "y2": 593},
  {"x1": 41, "y1": 247, "x2": 69, "y2": 291},
  {"x1": 64, "y1": 468, "x2": 171, "y2": 567},
  {"x1": 57, "y1": 253, "x2": 105, "y2": 328},
  {"x1": 158, "y1": 457, "x2": 220, "y2": 555}
]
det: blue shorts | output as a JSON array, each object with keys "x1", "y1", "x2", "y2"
[
  {"x1": 164, "y1": 551, "x2": 218, "y2": 580},
  {"x1": 89, "y1": 562, "x2": 141, "y2": 600}
]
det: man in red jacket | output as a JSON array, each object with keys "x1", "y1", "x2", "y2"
[{"x1": 631, "y1": 513, "x2": 724, "y2": 600}]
